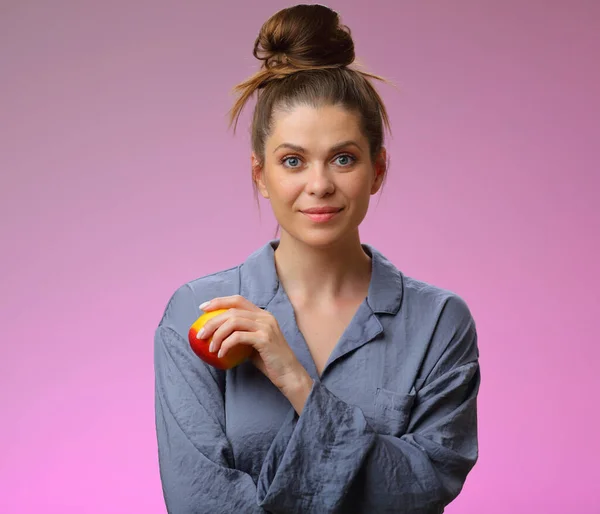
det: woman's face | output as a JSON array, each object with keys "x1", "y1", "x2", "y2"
[{"x1": 253, "y1": 103, "x2": 386, "y2": 248}]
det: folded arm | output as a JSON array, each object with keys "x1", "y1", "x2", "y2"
[{"x1": 256, "y1": 296, "x2": 481, "y2": 514}]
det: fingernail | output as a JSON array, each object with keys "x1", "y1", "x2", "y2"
[
  {"x1": 210, "y1": 342, "x2": 216, "y2": 353},
  {"x1": 217, "y1": 349, "x2": 223, "y2": 358},
  {"x1": 199, "y1": 301, "x2": 210, "y2": 310},
  {"x1": 197, "y1": 328, "x2": 205, "y2": 339}
]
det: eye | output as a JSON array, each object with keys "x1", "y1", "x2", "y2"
[
  {"x1": 333, "y1": 154, "x2": 356, "y2": 167},
  {"x1": 281, "y1": 156, "x2": 302, "y2": 169}
]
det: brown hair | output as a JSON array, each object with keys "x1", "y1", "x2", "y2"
[{"x1": 228, "y1": 4, "x2": 394, "y2": 226}]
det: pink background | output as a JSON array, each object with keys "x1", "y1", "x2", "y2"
[{"x1": 1, "y1": 1, "x2": 598, "y2": 512}]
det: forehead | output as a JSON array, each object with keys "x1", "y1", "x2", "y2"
[{"x1": 267, "y1": 104, "x2": 365, "y2": 148}]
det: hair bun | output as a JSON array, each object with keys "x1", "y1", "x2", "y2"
[{"x1": 253, "y1": 4, "x2": 355, "y2": 70}]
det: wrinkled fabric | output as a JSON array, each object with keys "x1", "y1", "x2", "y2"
[{"x1": 154, "y1": 240, "x2": 480, "y2": 514}]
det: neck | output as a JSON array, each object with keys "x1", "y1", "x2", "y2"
[{"x1": 273, "y1": 230, "x2": 372, "y2": 307}]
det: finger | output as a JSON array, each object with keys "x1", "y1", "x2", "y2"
[
  {"x1": 209, "y1": 316, "x2": 259, "y2": 355},
  {"x1": 199, "y1": 294, "x2": 261, "y2": 313},
  {"x1": 218, "y1": 330, "x2": 260, "y2": 359},
  {"x1": 196, "y1": 309, "x2": 231, "y2": 340},
  {"x1": 200, "y1": 308, "x2": 256, "y2": 340}
]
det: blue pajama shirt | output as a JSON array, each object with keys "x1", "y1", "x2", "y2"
[{"x1": 154, "y1": 240, "x2": 480, "y2": 513}]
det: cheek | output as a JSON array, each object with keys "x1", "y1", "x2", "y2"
[
  {"x1": 269, "y1": 175, "x2": 303, "y2": 203},
  {"x1": 343, "y1": 175, "x2": 372, "y2": 201}
]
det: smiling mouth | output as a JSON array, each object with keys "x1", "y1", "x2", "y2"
[{"x1": 301, "y1": 208, "x2": 343, "y2": 223}]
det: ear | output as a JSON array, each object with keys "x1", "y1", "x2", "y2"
[
  {"x1": 252, "y1": 153, "x2": 269, "y2": 199},
  {"x1": 370, "y1": 147, "x2": 387, "y2": 195}
]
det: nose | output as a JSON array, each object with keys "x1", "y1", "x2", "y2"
[{"x1": 305, "y1": 164, "x2": 335, "y2": 197}]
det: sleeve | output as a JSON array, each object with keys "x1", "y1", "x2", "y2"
[
  {"x1": 154, "y1": 285, "x2": 267, "y2": 514},
  {"x1": 255, "y1": 295, "x2": 481, "y2": 514}
]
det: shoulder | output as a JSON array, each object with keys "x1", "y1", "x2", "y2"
[
  {"x1": 402, "y1": 274, "x2": 475, "y2": 329},
  {"x1": 367, "y1": 244, "x2": 474, "y2": 329},
  {"x1": 188, "y1": 265, "x2": 242, "y2": 304},
  {"x1": 388, "y1": 259, "x2": 478, "y2": 351},
  {"x1": 157, "y1": 264, "x2": 242, "y2": 339},
  {"x1": 402, "y1": 274, "x2": 479, "y2": 374}
]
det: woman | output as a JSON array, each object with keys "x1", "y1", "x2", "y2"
[{"x1": 154, "y1": 5, "x2": 480, "y2": 513}]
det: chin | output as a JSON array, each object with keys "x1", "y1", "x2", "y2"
[{"x1": 284, "y1": 225, "x2": 353, "y2": 249}]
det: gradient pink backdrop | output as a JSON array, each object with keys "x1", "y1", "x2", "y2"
[{"x1": 1, "y1": 1, "x2": 598, "y2": 512}]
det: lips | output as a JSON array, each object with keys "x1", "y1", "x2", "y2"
[
  {"x1": 301, "y1": 207, "x2": 343, "y2": 214},
  {"x1": 300, "y1": 207, "x2": 343, "y2": 223}
]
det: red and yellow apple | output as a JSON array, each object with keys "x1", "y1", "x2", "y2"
[{"x1": 188, "y1": 308, "x2": 253, "y2": 370}]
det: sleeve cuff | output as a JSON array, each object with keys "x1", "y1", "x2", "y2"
[{"x1": 257, "y1": 380, "x2": 375, "y2": 512}]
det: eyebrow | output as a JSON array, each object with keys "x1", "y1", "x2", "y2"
[{"x1": 273, "y1": 140, "x2": 362, "y2": 154}]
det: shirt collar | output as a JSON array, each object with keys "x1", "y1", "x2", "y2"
[{"x1": 239, "y1": 240, "x2": 403, "y2": 315}]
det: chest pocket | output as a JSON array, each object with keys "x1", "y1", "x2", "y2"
[{"x1": 365, "y1": 386, "x2": 416, "y2": 437}]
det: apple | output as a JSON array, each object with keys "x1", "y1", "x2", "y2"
[{"x1": 188, "y1": 308, "x2": 253, "y2": 370}]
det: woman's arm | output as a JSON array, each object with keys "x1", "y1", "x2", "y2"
[
  {"x1": 255, "y1": 295, "x2": 480, "y2": 514},
  {"x1": 154, "y1": 286, "x2": 266, "y2": 514}
]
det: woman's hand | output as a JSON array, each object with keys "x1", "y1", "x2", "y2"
[{"x1": 198, "y1": 295, "x2": 314, "y2": 411}]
